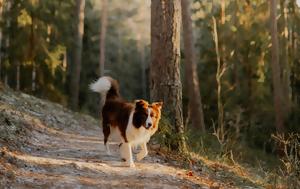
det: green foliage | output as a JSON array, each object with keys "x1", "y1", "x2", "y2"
[
  {"x1": 0, "y1": 0, "x2": 150, "y2": 110},
  {"x1": 189, "y1": 0, "x2": 300, "y2": 158},
  {"x1": 153, "y1": 116, "x2": 185, "y2": 151}
]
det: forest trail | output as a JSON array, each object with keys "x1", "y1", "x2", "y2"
[{"x1": 0, "y1": 89, "x2": 262, "y2": 189}]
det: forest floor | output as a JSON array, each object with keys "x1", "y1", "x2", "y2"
[{"x1": 0, "y1": 88, "x2": 265, "y2": 188}]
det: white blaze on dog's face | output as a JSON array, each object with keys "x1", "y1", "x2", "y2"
[{"x1": 145, "y1": 108, "x2": 153, "y2": 129}]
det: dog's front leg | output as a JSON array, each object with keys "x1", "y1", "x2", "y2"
[
  {"x1": 121, "y1": 143, "x2": 135, "y2": 167},
  {"x1": 136, "y1": 142, "x2": 148, "y2": 161}
]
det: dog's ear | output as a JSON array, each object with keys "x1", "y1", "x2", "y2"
[
  {"x1": 135, "y1": 99, "x2": 148, "y2": 109},
  {"x1": 133, "y1": 100, "x2": 148, "y2": 128},
  {"x1": 152, "y1": 102, "x2": 163, "y2": 110}
]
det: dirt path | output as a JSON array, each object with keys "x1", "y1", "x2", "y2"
[
  {"x1": 0, "y1": 90, "x2": 265, "y2": 189},
  {"x1": 0, "y1": 90, "x2": 209, "y2": 189},
  {"x1": 16, "y1": 123, "x2": 212, "y2": 188},
  {"x1": 9, "y1": 126, "x2": 203, "y2": 188}
]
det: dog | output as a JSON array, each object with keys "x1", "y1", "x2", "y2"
[{"x1": 90, "y1": 76, "x2": 162, "y2": 167}]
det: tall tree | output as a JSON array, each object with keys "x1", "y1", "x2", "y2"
[
  {"x1": 16, "y1": 61, "x2": 20, "y2": 90},
  {"x1": 4, "y1": 0, "x2": 11, "y2": 87},
  {"x1": 99, "y1": 0, "x2": 107, "y2": 76},
  {"x1": 0, "y1": 0, "x2": 3, "y2": 80},
  {"x1": 137, "y1": 37, "x2": 147, "y2": 99},
  {"x1": 181, "y1": 0, "x2": 205, "y2": 131},
  {"x1": 270, "y1": 0, "x2": 285, "y2": 133},
  {"x1": 221, "y1": 0, "x2": 226, "y2": 25},
  {"x1": 280, "y1": 0, "x2": 291, "y2": 113},
  {"x1": 150, "y1": 0, "x2": 186, "y2": 152},
  {"x1": 70, "y1": 0, "x2": 85, "y2": 110},
  {"x1": 29, "y1": 12, "x2": 36, "y2": 92}
]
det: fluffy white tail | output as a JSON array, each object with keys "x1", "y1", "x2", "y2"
[{"x1": 89, "y1": 77, "x2": 112, "y2": 94}]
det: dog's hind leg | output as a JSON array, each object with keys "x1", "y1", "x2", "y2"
[
  {"x1": 119, "y1": 143, "x2": 126, "y2": 161},
  {"x1": 103, "y1": 119, "x2": 111, "y2": 155}
]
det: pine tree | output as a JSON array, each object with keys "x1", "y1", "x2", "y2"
[
  {"x1": 70, "y1": 0, "x2": 85, "y2": 110},
  {"x1": 181, "y1": 0, "x2": 205, "y2": 131},
  {"x1": 150, "y1": 0, "x2": 186, "y2": 152}
]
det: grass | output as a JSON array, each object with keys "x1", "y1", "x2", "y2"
[{"x1": 153, "y1": 115, "x2": 299, "y2": 188}]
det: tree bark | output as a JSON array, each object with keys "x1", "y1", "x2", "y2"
[
  {"x1": 290, "y1": 0, "x2": 297, "y2": 104},
  {"x1": 280, "y1": 0, "x2": 291, "y2": 113},
  {"x1": 0, "y1": 0, "x2": 3, "y2": 80},
  {"x1": 181, "y1": 0, "x2": 205, "y2": 131},
  {"x1": 30, "y1": 14, "x2": 36, "y2": 92},
  {"x1": 270, "y1": 0, "x2": 285, "y2": 133},
  {"x1": 32, "y1": 63, "x2": 36, "y2": 91},
  {"x1": 150, "y1": 0, "x2": 186, "y2": 152},
  {"x1": 4, "y1": 1, "x2": 10, "y2": 87},
  {"x1": 99, "y1": 0, "x2": 107, "y2": 77},
  {"x1": 70, "y1": 0, "x2": 85, "y2": 110},
  {"x1": 221, "y1": 0, "x2": 226, "y2": 25},
  {"x1": 16, "y1": 62, "x2": 20, "y2": 90},
  {"x1": 139, "y1": 43, "x2": 147, "y2": 99}
]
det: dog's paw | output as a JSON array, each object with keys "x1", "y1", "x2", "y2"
[
  {"x1": 125, "y1": 161, "x2": 135, "y2": 168},
  {"x1": 129, "y1": 163, "x2": 135, "y2": 168},
  {"x1": 106, "y1": 150, "x2": 112, "y2": 156},
  {"x1": 136, "y1": 152, "x2": 147, "y2": 161}
]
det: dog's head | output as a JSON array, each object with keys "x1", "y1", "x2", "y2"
[{"x1": 132, "y1": 100, "x2": 163, "y2": 130}]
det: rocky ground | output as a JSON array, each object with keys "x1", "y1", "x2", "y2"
[{"x1": 0, "y1": 88, "x2": 264, "y2": 189}]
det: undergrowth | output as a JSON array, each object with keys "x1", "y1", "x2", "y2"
[
  {"x1": 271, "y1": 133, "x2": 300, "y2": 188},
  {"x1": 154, "y1": 115, "x2": 299, "y2": 188}
]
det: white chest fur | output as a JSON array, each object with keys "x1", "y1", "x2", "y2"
[{"x1": 126, "y1": 111, "x2": 151, "y2": 145}]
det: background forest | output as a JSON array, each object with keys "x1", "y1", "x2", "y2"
[{"x1": 0, "y1": 0, "x2": 300, "y2": 186}]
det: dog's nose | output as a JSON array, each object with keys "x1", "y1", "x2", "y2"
[{"x1": 147, "y1": 123, "x2": 152, "y2": 128}]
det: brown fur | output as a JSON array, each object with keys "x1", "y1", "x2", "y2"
[
  {"x1": 101, "y1": 78, "x2": 150, "y2": 144},
  {"x1": 91, "y1": 77, "x2": 163, "y2": 165},
  {"x1": 149, "y1": 102, "x2": 163, "y2": 135}
]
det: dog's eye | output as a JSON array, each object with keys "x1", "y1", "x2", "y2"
[{"x1": 150, "y1": 113, "x2": 154, "y2": 117}]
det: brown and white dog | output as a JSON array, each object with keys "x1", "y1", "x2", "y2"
[{"x1": 90, "y1": 77, "x2": 162, "y2": 167}]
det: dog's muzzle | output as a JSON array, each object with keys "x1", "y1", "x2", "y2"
[{"x1": 145, "y1": 123, "x2": 152, "y2": 129}]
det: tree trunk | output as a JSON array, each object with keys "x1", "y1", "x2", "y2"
[
  {"x1": 99, "y1": 0, "x2": 107, "y2": 77},
  {"x1": 221, "y1": 0, "x2": 226, "y2": 25},
  {"x1": 217, "y1": 0, "x2": 227, "y2": 139},
  {"x1": 181, "y1": 0, "x2": 205, "y2": 131},
  {"x1": 137, "y1": 34, "x2": 147, "y2": 99},
  {"x1": 32, "y1": 62, "x2": 36, "y2": 91},
  {"x1": 270, "y1": 0, "x2": 285, "y2": 133},
  {"x1": 4, "y1": 1, "x2": 10, "y2": 87},
  {"x1": 0, "y1": 0, "x2": 3, "y2": 80},
  {"x1": 4, "y1": 74, "x2": 7, "y2": 87},
  {"x1": 140, "y1": 44, "x2": 147, "y2": 99},
  {"x1": 16, "y1": 62, "x2": 20, "y2": 90},
  {"x1": 150, "y1": 0, "x2": 186, "y2": 152},
  {"x1": 30, "y1": 14, "x2": 36, "y2": 92},
  {"x1": 70, "y1": 0, "x2": 85, "y2": 110},
  {"x1": 280, "y1": 0, "x2": 291, "y2": 113},
  {"x1": 290, "y1": 0, "x2": 297, "y2": 104}
]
